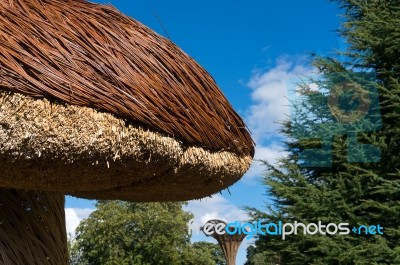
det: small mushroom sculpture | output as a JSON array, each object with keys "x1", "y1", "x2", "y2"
[
  {"x1": 202, "y1": 219, "x2": 247, "y2": 265},
  {"x1": 0, "y1": 0, "x2": 254, "y2": 264}
]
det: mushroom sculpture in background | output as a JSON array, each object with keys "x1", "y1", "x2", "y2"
[
  {"x1": 202, "y1": 219, "x2": 247, "y2": 265},
  {"x1": 0, "y1": 0, "x2": 254, "y2": 264}
]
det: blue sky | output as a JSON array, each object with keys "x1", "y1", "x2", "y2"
[{"x1": 66, "y1": 1, "x2": 343, "y2": 264}]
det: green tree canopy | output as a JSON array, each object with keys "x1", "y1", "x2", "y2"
[
  {"x1": 246, "y1": 0, "x2": 400, "y2": 264},
  {"x1": 69, "y1": 201, "x2": 225, "y2": 265}
]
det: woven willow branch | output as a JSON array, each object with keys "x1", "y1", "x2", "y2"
[{"x1": 0, "y1": 0, "x2": 254, "y2": 156}]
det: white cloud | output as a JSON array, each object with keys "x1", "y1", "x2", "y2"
[
  {"x1": 246, "y1": 56, "x2": 313, "y2": 142},
  {"x1": 184, "y1": 194, "x2": 248, "y2": 237},
  {"x1": 244, "y1": 56, "x2": 315, "y2": 181},
  {"x1": 244, "y1": 144, "x2": 284, "y2": 182},
  {"x1": 186, "y1": 193, "x2": 248, "y2": 222},
  {"x1": 65, "y1": 208, "x2": 94, "y2": 237}
]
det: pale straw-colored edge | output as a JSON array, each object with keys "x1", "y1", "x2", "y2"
[{"x1": 0, "y1": 91, "x2": 252, "y2": 200}]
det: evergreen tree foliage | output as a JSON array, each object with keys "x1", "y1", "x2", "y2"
[{"x1": 246, "y1": 1, "x2": 400, "y2": 264}]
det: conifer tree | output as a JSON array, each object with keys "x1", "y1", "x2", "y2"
[{"x1": 246, "y1": 1, "x2": 400, "y2": 264}]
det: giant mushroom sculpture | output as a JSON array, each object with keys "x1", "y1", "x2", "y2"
[{"x1": 0, "y1": 0, "x2": 254, "y2": 264}]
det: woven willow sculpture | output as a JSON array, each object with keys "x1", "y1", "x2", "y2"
[
  {"x1": 0, "y1": 0, "x2": 254, "y2": 264},
  {"x1": 202, "y1": 219, "x2": 247, "y2": 265}
]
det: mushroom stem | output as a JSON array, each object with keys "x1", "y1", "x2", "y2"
[{"x1": 0, "y1": 189, "x2": 68, "y2": 264}]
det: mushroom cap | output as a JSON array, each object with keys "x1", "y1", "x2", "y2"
[{"x1": 0, "y1": 0, "x2": 254, "y2": 201}]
